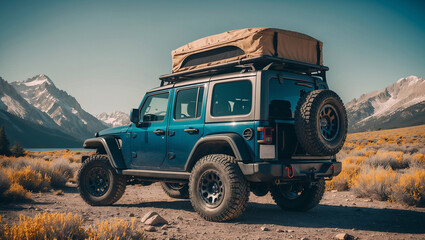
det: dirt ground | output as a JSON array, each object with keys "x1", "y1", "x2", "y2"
[{"x1": 1, "y1": 183, "x2": 425, "y2": 240}]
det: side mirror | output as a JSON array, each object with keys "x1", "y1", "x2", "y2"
[{"x1": 130, "y1": 108, "x2": 139, "y2": 124}]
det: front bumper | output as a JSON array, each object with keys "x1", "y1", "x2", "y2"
[{"x1": 238, "y1": 160, "x2": 341, "y2": 182}]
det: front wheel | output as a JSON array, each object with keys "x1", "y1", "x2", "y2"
[
  {"x1": 77, "y1": 155, "x2": 126, "y2": 206},
  {"x1": 189, "y1": 154, "x2": 250, "y2": 222},
  {"x1": 270, "y1": 179, "x2": 325, "y2": 211}
]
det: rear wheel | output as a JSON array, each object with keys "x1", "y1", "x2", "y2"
[
  {"x1": 161, "y1": 182, "x2": 189, "y2": 199},
  {"x1": 270, "y1": 179, "x2": 325, "y2": 211},
  {"x1": 77, "y1": 155, "x2": 126, "y2": 206},
  {"x1": 189, "y1": 154, "x2": 249, "y2": 222}
]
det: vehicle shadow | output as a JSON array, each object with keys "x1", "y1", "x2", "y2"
[
  {"x1": 117, "y1": 200, "x2": 425, "y2": 234},
  {"x1": 115, "y1": 200, "x2": 194, "y2": 212},
  {"x1": 240, "y1": 202, "x2": 425, "y2": 234}
]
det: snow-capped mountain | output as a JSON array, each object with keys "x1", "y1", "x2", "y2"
[
  {"x1": 96, "y1": 111, "x2": 129, "y2": 127},
  {"x1": 0, "y1": 77, "x2": 59, "y2": 129},
  {"x1": 346, "y1": 76, "x2": 425, "y2": 132},
  {"x1": 11, "y1": 74, "x2": 108, "y2": 140}
]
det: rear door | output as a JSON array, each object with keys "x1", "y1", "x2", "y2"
[{"x1": 165, "y1": 84, "x2": 206, "y2": 171}]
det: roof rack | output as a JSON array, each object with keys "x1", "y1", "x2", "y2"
[{"x1": 159, "y1": 55, "x2": 328, "y2": 86}]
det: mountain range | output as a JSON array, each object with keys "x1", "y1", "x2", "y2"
[
  {"x1": 346, "y1": 76, "x2": 425, "y2": 133},
  {"x1": 95, "y1": 111, "x2": 129, "y2": 127},
  {"x1": 0, "y1": 74, "x2": 125, "y2": 147}
]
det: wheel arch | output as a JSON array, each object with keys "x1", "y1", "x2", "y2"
[
  {"x1": 83, "y1": 136, "x2": 126, "y2": 171},
  {"x1": 184, "y1": 133, "x2": 251, "y2": 172}
]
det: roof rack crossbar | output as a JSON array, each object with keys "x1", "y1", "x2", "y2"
[{"x1": 159, "y1": 55, "x2": 329, "y2": 83}]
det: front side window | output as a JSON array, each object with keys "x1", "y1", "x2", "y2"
[
  {"x1": 140, "y1": 92, "x2": 169, "y2": 122},
  {"x1": 211, "y1": 80, "x2": 252, "y2": 117},
  {"x1": 174, "y1": 87, "x2": 204, "y2": 120}
]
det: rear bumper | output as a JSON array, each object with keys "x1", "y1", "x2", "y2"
[{"x1": 238, "y1": 160, "x2": 341, "y2": 182}]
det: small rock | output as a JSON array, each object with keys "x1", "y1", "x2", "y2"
[
  {"x1": 287, "y1": 230, "x2": 295, "y2": 233},
  {"x1": 345, "y1": 199, "x2": 349, "y2": 202},
  {"x1": 331, "y1": 190, "x2": 338, "y2": 193},
  {"x1": 162, "y1": 232, "x2": 167, "y2": 235},
  {"x1": 276, "y1": 229, "x2": 285, "y2": 232},
  {"x1": 28, "y1": 206, "x2": 35, "y2": 210},
  {"x1": 129, "y1": 213, "x2": 135, "y2": 217},
  {"x1": 144, "y1": 225, "x2": 156, "y2": 232},
  {"x1": 54, "y1": 190, "x2": 64, "y2": 196},
  {"x1": 352, "y1": 203, "x2": 356, "y2": 206},
  {"x1": 145, "y1": 214, "x2": 168, "y2": 226},
  {"x1": 161, "y1": 225, "x2": 168, "y2": 230},
  {"x1": 141, "y1": 211, "x2": 159, "y2": 223},
  {"x1": 176, "y1": 216, "x2": 183, "y2": 220},
  {"x1": 364, "y1": 198, "x2": 373, "y2": 202},
  {"x1": 335, "y1": 233, "x2": 353, "y2": 240},
  {"x1": 116, "y1": 212, "x2": 120, "y2": 216},
  {"x1": 261, "y1": 226, "x2": 269, "y2": 231},
  {"x1": 301, "y1": 238, "x2": 309, "y2": 240}
]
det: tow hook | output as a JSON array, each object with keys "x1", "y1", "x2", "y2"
[{"x1": 285, "y1": 165, "x2": 294, "y2": 179}]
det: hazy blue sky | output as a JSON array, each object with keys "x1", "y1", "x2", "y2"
[{"x1": 1, "y1": 0, "x2": 424, "y2": 114}]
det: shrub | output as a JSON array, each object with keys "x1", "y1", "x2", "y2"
[
  {"x1": 2, "y1": 183, "x2": 32, "y2": 202},
  {"x1": 327, "y1": 163, "x2": 360, "y2": 191},
  {"x1": 0, "y1": 169, "x2": 11, "y2": 195},
  {"x1": 364, "y1": 151, "x2": 409, "y2": 170},
  {"x1": 87, "y1": 218, "x2": 145, "y2": 240},
  {"x1": 352, "y1": 167, "x2": 398, "y2": 201},
  {"x1": 6, "y1": 166, "x2": 51, "y2": 192},
  {"x1": 0, "y1": 213, "x2": 145, "y2": 240},
  {"x1": 410, "y1": 153, "x2": 425, "y2": 168},
  {"x1": 49, "y1": 159, "x2": 74, "y2": 188},
  {"x1": 392, "y1": 168, "x2": 425, "y2": 207},
  {"x1": 0, "y1": 212, "x2": 86, "y2": 240}
]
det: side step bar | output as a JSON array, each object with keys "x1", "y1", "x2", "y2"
[{"x1": 122, "y1": 169, "x2": 190, "y2": 180}]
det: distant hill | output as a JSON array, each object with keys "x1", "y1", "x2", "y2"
[
  {"x1": 346, "y1": 76, "x2": 425, "y2": 133},
  {"x1": 0, "y1": 109, "x2": 81, "y2": 148}
]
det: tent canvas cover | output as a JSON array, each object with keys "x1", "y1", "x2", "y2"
[{"x1": 172, "y1": 27, "x2": 323, "y2": 73}]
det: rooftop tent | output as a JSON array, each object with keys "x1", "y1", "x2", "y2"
[{"x1": 171, "y1": 28, "x2": 323, "y2": 73}]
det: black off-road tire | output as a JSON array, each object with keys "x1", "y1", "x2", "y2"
[
  {"x1": 189, "y1": 154, "x2": 250, "y2": 222},
  {"x1": 161, "y1": 182, "x2": 189, "y2": 199},
  {"x1": 77, "y1": 155, "x2": 126, "y2": 206},
  {"x1": 295, "y1": 89, "x2": 347, "y2": 156},
  {"x1": 270, "y1": 179, "x2": 325, "y2": 211}
]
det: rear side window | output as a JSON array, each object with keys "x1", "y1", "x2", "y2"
[
  {"x1": 174, "y1": 87, "x2": 204, "y2": 120},
  {"x1": 211, "y1": 80, "x2": 252, "y2": 117}
]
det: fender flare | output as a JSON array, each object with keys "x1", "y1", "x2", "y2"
[
  {"x1": 184, "y1": 133, "x2": 252, "y2": 171},
  {"x1": 83, "y1": 136, "x2": 126, "y2": 170}
]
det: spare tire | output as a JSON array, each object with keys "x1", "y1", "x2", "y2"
[{"x1": 295, "y1": 90, "x2": 347, "y2": 156}]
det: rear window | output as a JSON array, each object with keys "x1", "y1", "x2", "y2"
[
  {"x1": 211, "y1": 80, "x2": 252, "y2": 117},
  {"x1": 269, "y1": 78, "x2": 313, "y2": 119}
]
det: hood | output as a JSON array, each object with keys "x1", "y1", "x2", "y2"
[{"x1": 98, "y1": 125, "x2": 130, "y2": 136}]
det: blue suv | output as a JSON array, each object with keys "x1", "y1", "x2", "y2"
[{"x1": 78, "y1": 54, "x2": 347, "y2": 222}]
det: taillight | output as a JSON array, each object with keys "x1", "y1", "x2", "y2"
[{"x1": 257, "y1": 127, "x2": 274, "y2": 144}]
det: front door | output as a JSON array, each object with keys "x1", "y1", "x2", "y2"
[
  {"x1": 165, "y1": 84, "x2": 206, "y2": 171},
  {"x1": 130, "y1": 91, "x2": 171, "y2": 169}
]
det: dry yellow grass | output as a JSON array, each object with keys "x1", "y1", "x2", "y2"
[
  {"x1": 328, "y1": 124, "x2": 425, "y2": 206},
  {"x1": 0, "y1": 151, "x2": 81, "y2": 202},
  {"x1": 0, "y1": 212, "x2": 145, "y2": 240}
]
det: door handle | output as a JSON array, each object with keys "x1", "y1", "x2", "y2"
[
  {"x1": 184, "y1": 128, "x2": 199, "y2": 134},
  {"x1": 153, "y1": 129, "x2": 165, "y2": 135}
]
